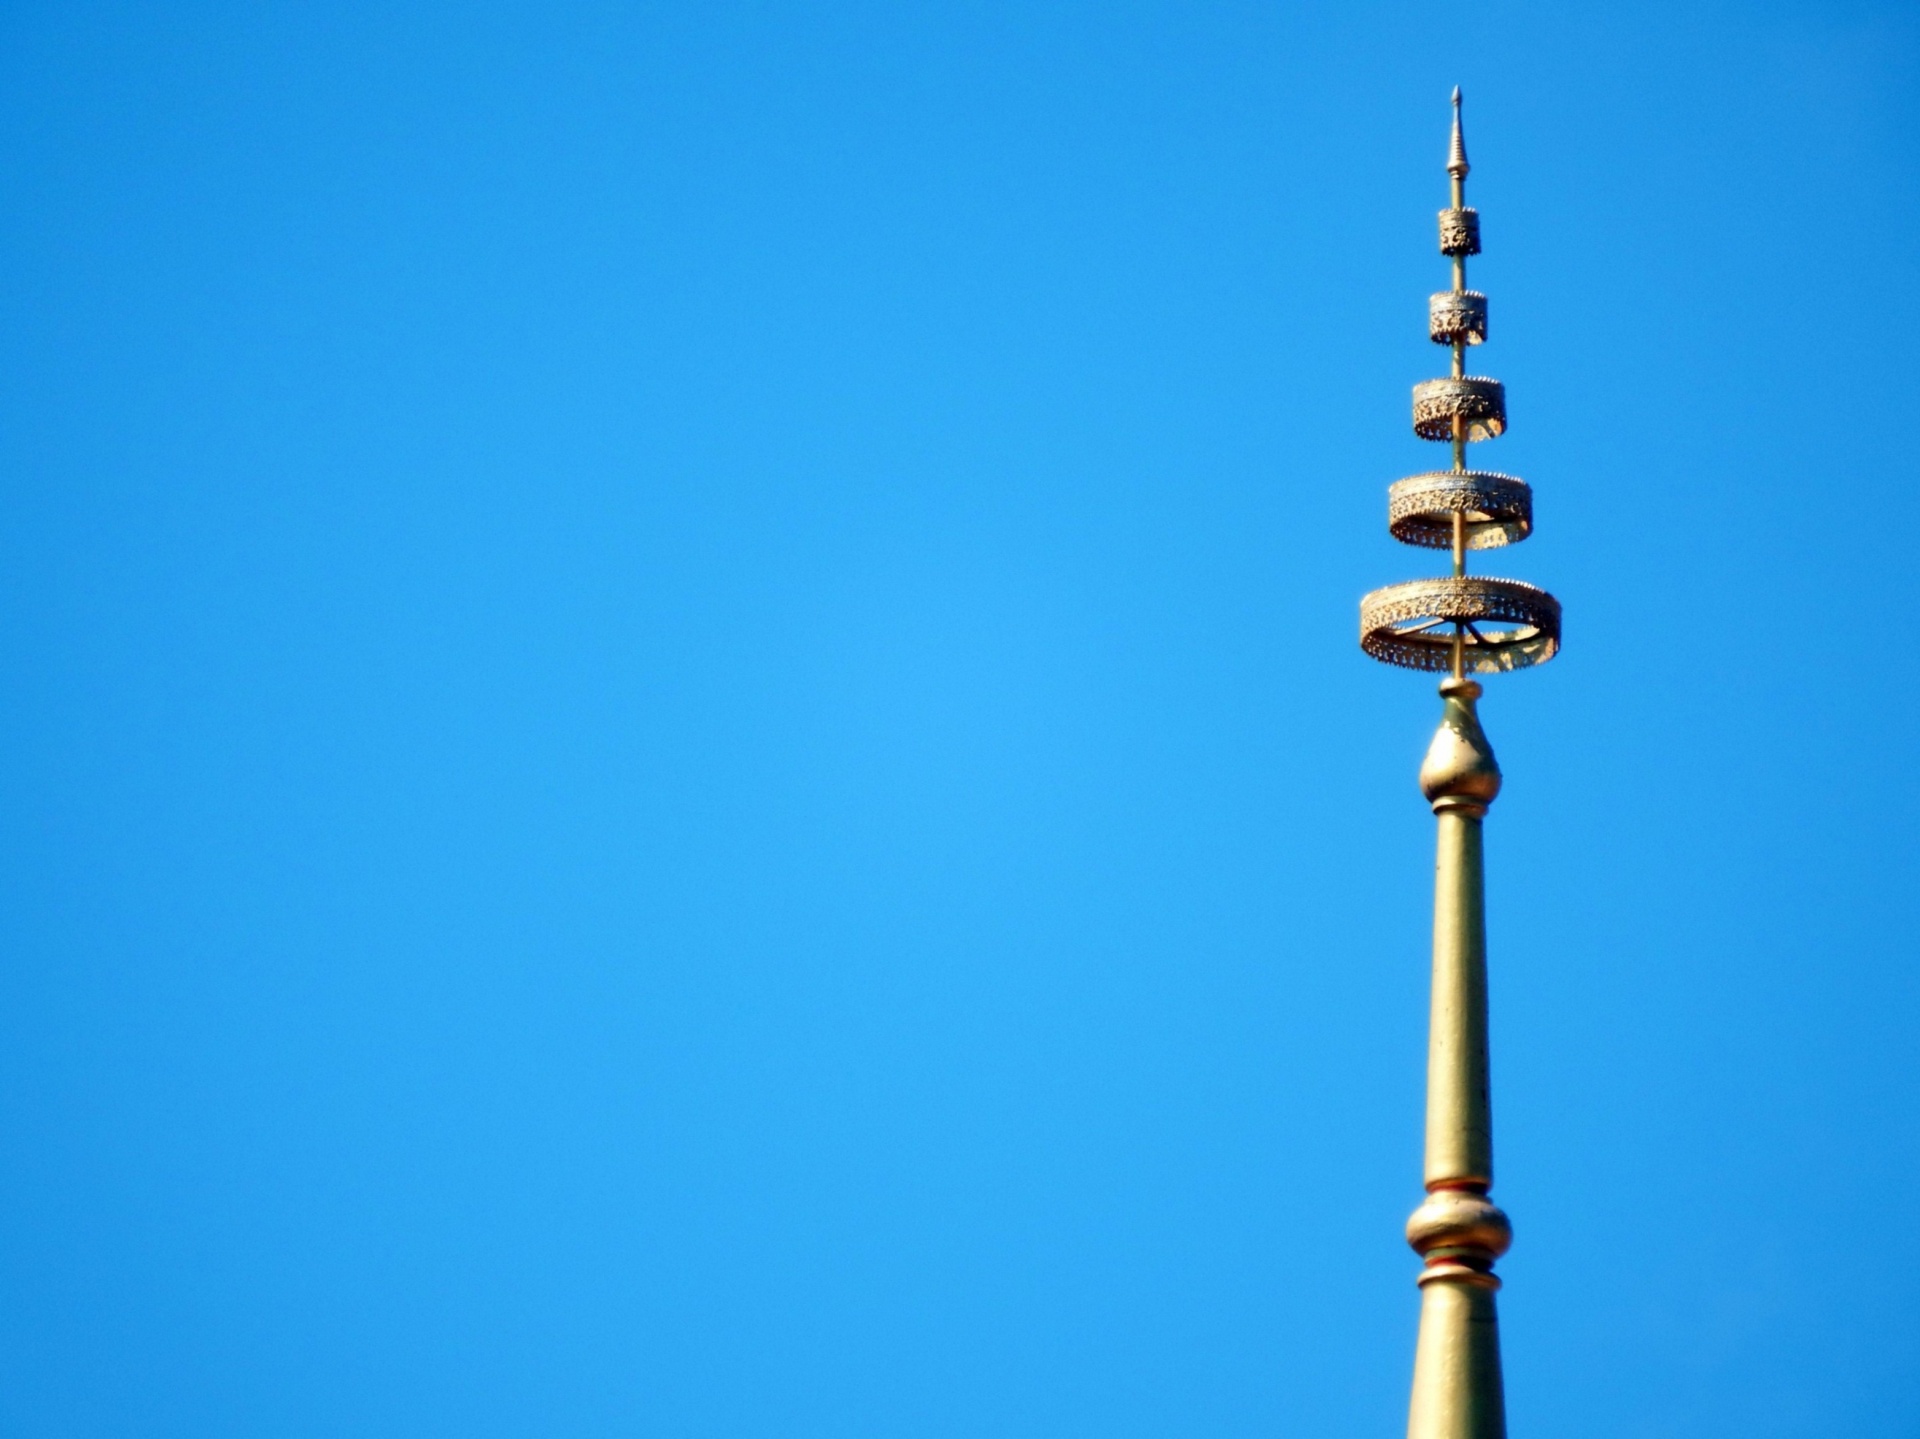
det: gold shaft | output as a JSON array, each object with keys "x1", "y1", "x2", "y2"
[
  {"x1": 1444, "y1": 100, "x2": 1470, "y2": 701},
  {"x1": 1408, "y1": 675, "x2": 1510, "y2": 1439},
  {"x1": 1449, "y1": 505, "x2": 1465, "y2": 679},
  {"x1": 1408, "y1": 1282, "x2": 1507, "y2": 1439},
  {"x1": 1450, "y1": 173, "x2": 1466, "y2": 294},
  {"x1": 1425, "y1": 809, "x2": 1492, "y2": 1186},
  {"x1": 1407, "y1": 808, "x2": 1505, "y2": 1439}
]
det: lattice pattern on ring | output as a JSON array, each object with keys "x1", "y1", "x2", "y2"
[
  {"x1": 1429, "y1": 291, "x2": 1487, "y2": 346},
  {"x1": 1359, "y1": 577, "x2": 1560, "y2": 673},
  {"x1": 1438, "y1": 207, "x2": 1481, "y2": 255},
  {"x1": 1388, "y1": 471, "x2": 1531, "y2": 549},
  {"x1": 1412, "y1": 377, "x2": 1506, "y2": 441}
]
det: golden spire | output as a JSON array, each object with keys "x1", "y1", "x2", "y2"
[{"x1": 1355, "y1": 91, "x2": 1563, "y2": 1439}]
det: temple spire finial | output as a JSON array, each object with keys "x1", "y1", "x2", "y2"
[
  {"x1": 1358, "y1": 97, "x2": 1564, "y2": 1439},
  {"x1": 1447, "y1": 87, "x2": 1470, "y2": 181}
]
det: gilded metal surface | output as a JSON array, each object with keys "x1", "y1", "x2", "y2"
[
  {"x1": 1406, "y1": 1187, "x2": 1512, "y2": 1260},
  {"x1": 1438, "y1": 207, "x2": 1480, "y2": 256},
  {"x1": 1410, "y1": 683, "x2": 1504, "y2": 1439},
  {"x1": 1419, "y1": 676, "x2": 1502, "y2": 816},
  {"x1": 1429, "y1": 290, "x2": 1487, "y2": 345},
  {"x1": 1359, "y1": 577, "x2": 1559, "y2": 673},
  {"x1": 1412, "y1": 377, "x2": 1506, "y2": 442},
  {"x1": 1352, "y1": 91, "x2": 1566, "y2": 1439},
  {"x1": 1388, "y1": 471, "x2": 1530, "y2": 550},
  {"x1": 1407, "y1": 1282, "x2": 1507, "y2": 1439}
]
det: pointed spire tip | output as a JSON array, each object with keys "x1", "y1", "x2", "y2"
[{"x1": 1447, "y1": 86, "x2": 1470, "y2": 180}]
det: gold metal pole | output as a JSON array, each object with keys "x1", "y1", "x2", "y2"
[
  {"x1": 1446, "y1": 87, "x2": 1469, "y2": 688},
  {"x1": 1406, "y1": 675, "x2": 1511, "y2": 1439},
  {"x1": 1358, "y1": 90, "x2": 1562, "y2": 1437},
  {"x1": 1399, "y1": 89, "x2": 1519, "y2": 1439}
]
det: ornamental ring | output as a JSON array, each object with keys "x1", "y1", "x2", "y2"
[
  {"x1": 1387, "y1": 471, "x2": 1531, "y2": 550},
  {"x1": 1359, "y1": 576, "x2": 1561, "y2": 673},
  {"x1": 1438, "y1": 207, "x2": 1481, "y2": 256},
  {"x1": 1413, "y1": 377, "x2": 1506, "y2": 443},
  {"x1": 1429, "y1": 290, "x2": 1487, "y2": 346}
]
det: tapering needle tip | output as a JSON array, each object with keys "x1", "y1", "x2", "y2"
[{"x1": 1447, "y1": 89, "x2": 1469, "y2": 179}]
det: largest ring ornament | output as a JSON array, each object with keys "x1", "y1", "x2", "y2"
[{"x1": 1359, "y1": 576, "x2": 1560, "y2": 673}]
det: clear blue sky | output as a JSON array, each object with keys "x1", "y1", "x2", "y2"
[{"x1": 0, "y1": 2, "x2": 1914, "y2": 1435}]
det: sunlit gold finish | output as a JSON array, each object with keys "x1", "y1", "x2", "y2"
[
  {"x1": 1362, "y1": 89, "x2": 1560, "y2": 676},
  {"x1": 1387, "y1": 472, "x2": 1531, "y2": 550},
  {"x1": 1358, "y1": 577, "x2": 1558, "y2": 674},
  {"x1": 1357, "y1": 90, "x2": 1562, "y2": 1439}
]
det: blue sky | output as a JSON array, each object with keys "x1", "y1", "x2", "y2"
[{"x1": 0, "y1": 1, "x2": 1914, "y2": 1435}]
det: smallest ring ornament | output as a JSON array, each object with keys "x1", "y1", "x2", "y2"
[{"x1": 1360, "y1": 576, "x2": 1560, "y2": 674}]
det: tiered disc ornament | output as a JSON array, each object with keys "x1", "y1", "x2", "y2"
[{"x1": 1360, "y1": 93, "x2": 1561, "y2": 677}]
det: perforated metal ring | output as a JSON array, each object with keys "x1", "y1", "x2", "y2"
[
  {"x1": 1429, "y1": 290, "x2": 1487, "y2": 346},
  {"x1": 1412, "y1": 377, "x2": 1506, "y2": 442},
  {"x1": 1438, "y1": 207, "x2": 1481, "y2": 256},
  {"x1": 1388, "y1": 471, "x2": 1531, "y2": 549},
  {"x1": 1359, "y1": 576, "x2": 1560, "y2": 673}
]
